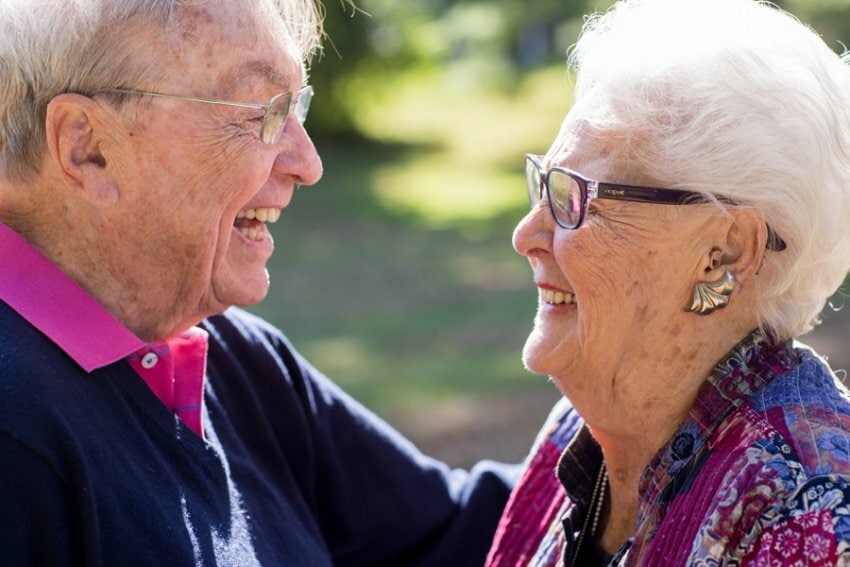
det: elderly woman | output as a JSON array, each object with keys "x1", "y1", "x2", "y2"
[
  {"x1": 0, "y1": 1, "x2": 516, "y2": 565},
  {"x1": 486, "y1": 0, "x2": 850, "y2": 565}
]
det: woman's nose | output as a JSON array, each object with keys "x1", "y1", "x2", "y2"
[{"x1": 513, "y1": 202, "x2": 554, "y2": 260}]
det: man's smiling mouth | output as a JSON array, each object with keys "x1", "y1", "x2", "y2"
[{"x1": 234, "y1": 207, "x2": 281, "y2": 241}]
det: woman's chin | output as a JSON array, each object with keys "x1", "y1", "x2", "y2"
[
  {"x1": 522, "y1": 324, "x2": 579, "y2": 372},
  {"x1": 522, "y1": 338, "x2": 560, "y2": 377}
]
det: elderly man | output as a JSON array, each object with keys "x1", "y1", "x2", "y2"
[{"x1": 0, "y1": 1, "x2": 514, "y2": 565}]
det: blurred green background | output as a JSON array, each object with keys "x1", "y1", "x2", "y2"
[{"x1": 250, "y1": 0, "x2": 850, "y2": 467}]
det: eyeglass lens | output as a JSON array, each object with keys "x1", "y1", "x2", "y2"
[
  {"x1": 525, "y1": 157, "x2": 584, "y2": 229},
  {"x1": 549, "y1": 171, "x2": 583, "y2": 228},
  {"x1": 525, "y1": 158, "x2": 543, "y2": 207},
  {"x1": 262, "y1": 88, "x2": 313, "y2": 145},
  {"x1": 293, "y1": 87, "x2": 312, "y2": 124}
]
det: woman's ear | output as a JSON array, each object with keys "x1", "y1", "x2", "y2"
[
  {"x1": 45, "y1": 94, "x2": 119, "y2": 205},
  {"x1": 700, "y1": 209, "x2": 769, "y2": 287}
]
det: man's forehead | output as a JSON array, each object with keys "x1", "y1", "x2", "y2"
[{"x1": 169, "y1": 3, "x2": 305, "y2": 95}]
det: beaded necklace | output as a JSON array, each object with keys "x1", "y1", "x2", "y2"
[{"x1": 570, "y1": 462, "x2": 608, "y2": 566}]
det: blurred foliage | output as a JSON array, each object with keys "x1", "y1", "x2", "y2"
[
  {"x1": 307, "y1": 0, "x2": 589, "y2": 138},
  {"x1": 308, "y1": 0, "x2": 850, "y2": 144}
]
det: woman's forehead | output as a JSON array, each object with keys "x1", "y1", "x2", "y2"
[
  {"x1": 547, "y1": 119, "x2": 627, "y2": 179},
  {"x1": 548, "y1": 112, "x2": 667, "y2": 189}
]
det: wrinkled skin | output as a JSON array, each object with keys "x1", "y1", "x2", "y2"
[{"x1": 21, "y1": 4, "x2": 322, "y2": 340}]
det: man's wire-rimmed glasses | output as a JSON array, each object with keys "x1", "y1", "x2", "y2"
[
  {"x1": 524, "y1": 153, "x2": 787, "y2": 251},
  {"x1": 96, "y1": 85, "x2": 313, "y2": 145}
]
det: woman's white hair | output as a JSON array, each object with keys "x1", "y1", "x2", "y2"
[
  {"x1": 0, "y1": 0, "x2": 323, "y2": 182},
  {"x1": 568, "y1": 0, "x2": 850, "y2": 340}
]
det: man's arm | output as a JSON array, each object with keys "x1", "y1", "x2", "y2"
[
  {"x1": 295, "y1": 356, "x2": 519, "y2": 566},
  {"x1": 205, "y1": 308, "x2": 519, "y2": 566}
]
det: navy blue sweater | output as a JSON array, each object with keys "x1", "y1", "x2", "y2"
[{"x1": 0, "y1": 304, "x2": 515, "y2": 565}]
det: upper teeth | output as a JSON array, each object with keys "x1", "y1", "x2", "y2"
[
  {"x1": 540, "y1": 289, "x2": 576, "y2": 305},
  {"x1": 236, "y1": 208, "x2": 281, "y2": 222}
]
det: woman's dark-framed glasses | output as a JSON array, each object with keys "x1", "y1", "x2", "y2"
[
  {"x1": 524, "y1": 154, "x2": 786, "y2": 251},
  {"x1": 95, "y1": 85, "x2": 313, "y2": 145}
]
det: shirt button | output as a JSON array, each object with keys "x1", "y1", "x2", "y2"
[{"x1": 141, "y1": 352, "x2": 158, "y2": 369}]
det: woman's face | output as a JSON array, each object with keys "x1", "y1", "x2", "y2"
[{"x1": 513, "y1": 118, "x2": 710, "y2": 401}]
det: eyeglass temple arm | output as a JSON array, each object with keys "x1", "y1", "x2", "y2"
[
  {"x1": 594, "y1": 182, "x2": 787, "y2": 251},
  {"x1": 595, "y1": 181, "x2": 704, "y2": 205},
  {"x1": 103, "y1": 88, "x2": 264, "y2": 110}
]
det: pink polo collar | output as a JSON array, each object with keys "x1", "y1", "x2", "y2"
[
  {"x1": 0, "y1": 222, "x2": 144, "y2": 369},
  {"x1": 0, "y1": 221, "x2": 207, "y2": 437}
]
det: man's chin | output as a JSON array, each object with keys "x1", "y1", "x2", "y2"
[{"x1": 214, "y1": 271, "x2": 271, "y2": 311}]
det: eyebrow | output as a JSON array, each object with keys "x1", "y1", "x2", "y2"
[{"x1": 220, "y1": 59, "x2": 297, "y2": 96}]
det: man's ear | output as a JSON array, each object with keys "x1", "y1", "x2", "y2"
[
  {"x1": 45, "y1": 94, "x2": 119, "y2": 205},
  {"x1": 698, "y1": 209, "x2": 769, "y2": 288}
]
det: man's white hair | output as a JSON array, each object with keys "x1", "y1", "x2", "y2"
[
  {"x1": 0, "y1": 0, "x2": 323, "y2": 182},
  {"x1": 569, "y1": 0, "x2": 850, "y2": 340}
]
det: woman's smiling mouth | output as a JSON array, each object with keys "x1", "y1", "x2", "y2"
[{"x1": 539, "y1": 287, "x2": 577, "y2": 305}]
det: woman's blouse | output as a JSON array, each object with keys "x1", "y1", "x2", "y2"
[{"x1": 486, "y1": 330, "x2": 850, "y2": 566}]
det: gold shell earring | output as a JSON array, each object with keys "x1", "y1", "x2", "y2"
[{"x1": 685, "y1": 271, "x2": 736, "y2": 315}]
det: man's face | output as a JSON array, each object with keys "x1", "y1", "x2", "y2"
[{"x1": 100, "y1": 4, "x2": 322, "y2": 337}]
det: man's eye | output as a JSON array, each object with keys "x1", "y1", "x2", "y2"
[
  {"x1": 232, "y1": 110, "x2": 263, "y2": 124},
  {"x1": 235, "y1": 116, "x2": 263, "y2": 133}
]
